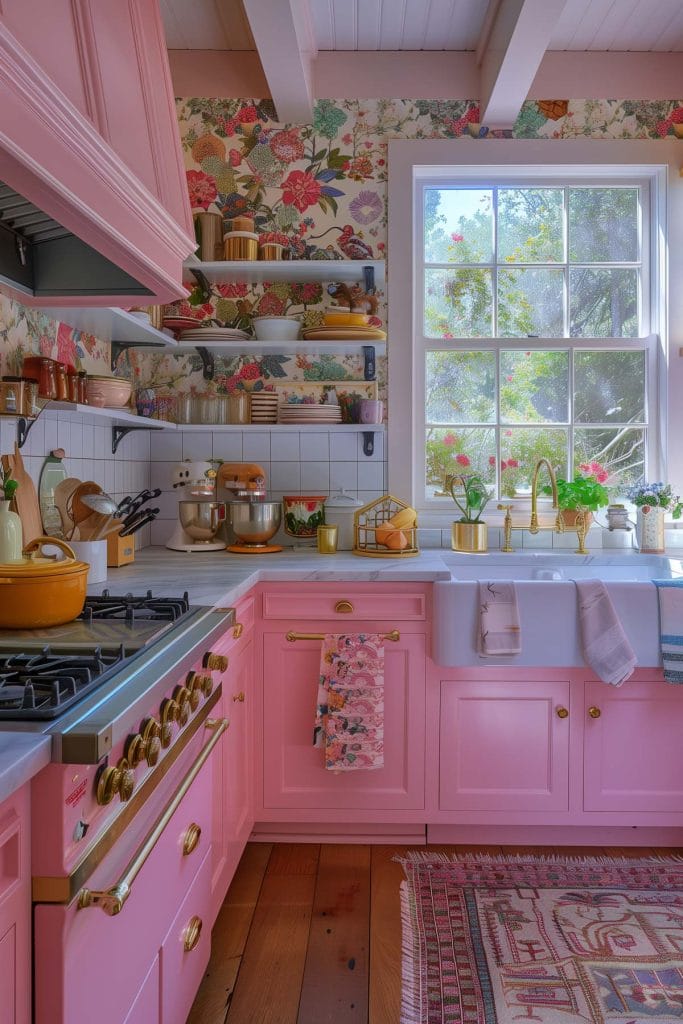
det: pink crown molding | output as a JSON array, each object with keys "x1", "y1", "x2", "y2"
[{"x1": 0, "y1": 21, "x2": 195, "y2": 303}]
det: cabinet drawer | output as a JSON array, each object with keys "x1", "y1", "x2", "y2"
[
  {"x1": 161, "y1": 851, "x2": 212, "y2": 1024},
  {"x1": 262, "y1": 587, "x2": 427, "y2": 622}
]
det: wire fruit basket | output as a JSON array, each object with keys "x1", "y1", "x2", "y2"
[{"x1": 353, "y1": 494, "x2": 419, "y2": 558}]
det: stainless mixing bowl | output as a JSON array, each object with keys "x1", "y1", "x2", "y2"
[
  {"x1": 179, "y1": 500, "x2": 226, "y2": 542},
  {"x1": 228, "y1": 500, "x2": 281, "y2": 546}
]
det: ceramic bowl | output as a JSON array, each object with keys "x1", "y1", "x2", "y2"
[
  {"x1": 252, "y1": 316, "x2": 300, "y2": 341},
  {"x1": 86, "y1": 376, "x2": 132, "y2": 409},
  {"x1": 282, "y1": 495, "x2": 326, "y2": 538},
  {"x1": 323, "y1": 310, "x2": 370, "y2": 327}
]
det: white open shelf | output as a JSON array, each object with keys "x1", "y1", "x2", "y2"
[
  {"x1": 184, "y1": 257, "x2": 385, "y2": 288},
  {"x1": 43, "y1": 402, "x2": 175, "y2": 429},
  {"x1": 174, "y1": 340, "x2": 386, "y2": 356},
  {"x1": 40, "y1": 307, "x2": 178, "y2": 349},
  {"x1": 178, "y1": 423, "x2": 385, "y2": 433}
]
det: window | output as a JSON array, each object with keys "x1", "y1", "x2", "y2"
[{"x1": 417, "y1": 178, "x2": 655, "y2": 505}]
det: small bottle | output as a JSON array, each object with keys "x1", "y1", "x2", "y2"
[
  {"x1": 77, "y1": 371, "x2": 88, "y2": 404},
  {"x1": 54, "y1": 363, "x2": 68, "y2": 401}
]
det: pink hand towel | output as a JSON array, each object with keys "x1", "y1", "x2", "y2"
[
  {"x1": 314, "y1": 633, "x2": 385, "y2": 771},
  {"x1": 576, "y1": 578, "x2": 637, "y2": 686},
  {"x1": 478, "y1": 581, "x2": 521, "y2": 656}
]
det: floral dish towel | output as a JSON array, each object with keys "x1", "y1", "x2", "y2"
[{"x1": 314, "y1": 633, "x2": 385, "y2": 771}]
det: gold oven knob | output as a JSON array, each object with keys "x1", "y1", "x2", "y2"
[
  {"x1": 187, "y1": 671, "x2": 212, "y2": 701},
  {"x1": 95, "y1": 758, "x2": 135, "y2": 805},
  {"x1": 203, "y1": 651, "x2": 228, "y2": 673},
  {"x1": 141, "y1": 718, "x2": 162, "y2": 766},
  {"x1": 185, "y1": 673, "x2": 202, "y2": 711},
  {"x1": 173, "y1": 686, "x2": 192, "y2": 726},
  {"x1": 124, "y1": 733, "x2": 145, "y2": 768},
  {"x1": 198, "y1": 673, "x2": 213, "y2": 698},
  {"x1": 183, "y1": 915, "x2": 203, "y2": 953},
  {"x1": 160, "y1": 722, "x2": 173, "y2": 749},
  {"x1": 555, "y1": 706, "x2": 569, "y2": 719},
  {"x1": 588, "y1": 705, "x2": 602, "y2": 719},
  {"x1": 117, "y1": 759, "x2": 135, "y2": 802},
  {"x1": 160, "y1": 697, "x2": 179, "y2": 725}
]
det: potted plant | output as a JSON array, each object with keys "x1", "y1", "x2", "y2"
[
  {"x1": 545, "y1": 462, "x2": 610, "y2": 526},
  {"x1": 446, "y1": 473, "x2": 492, "y2": 552},
  {"x1": 627, "y1": 481, "x2": 682, "y2": 553}
]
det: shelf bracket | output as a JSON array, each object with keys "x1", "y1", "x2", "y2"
[
  {"x1": 16, "y1": 416, "x2": 38, "y2": 450},
  {"x1": 361, "y1": 345, "x2": 376, "y2": 381},
  {"x1": 188, "y1": 266, "x2": 212, "y2": 303},
  {"x1": 362, "y1": 265, "x2": 375, "y2": 294},
  {"x1": 111, "y1": 425, "x2": 157, "y2": 455},
  {"x1": 361, "y1": 431, "x2": 375, "y2": 457},
  {"x1": 195, "y1": 346, "x2": 215, "y2": 381}
]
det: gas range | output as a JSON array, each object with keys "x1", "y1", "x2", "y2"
[{"x1": 0, "y1": 591, "x2": 193, "y2": 720}]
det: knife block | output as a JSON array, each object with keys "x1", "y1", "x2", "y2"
[{"x1": 107, "y1": 528, "x2": 135, "y2": 567}]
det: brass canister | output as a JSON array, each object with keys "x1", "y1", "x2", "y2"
[{"x1": 224, "y1": 232, "x2": 258, "y2": 261}]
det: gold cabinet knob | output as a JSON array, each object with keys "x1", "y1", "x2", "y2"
[
  {"x1": 233, "y1": 622, "x2": 244, "y2": 640},
  {"x1": 173, "y1": 686, "x2": 192, "y2": 726},
  {"x1": 334, "y1": 600, "x2": 354, "y2": 613},
  {"x1": 232, "y1": 691, "x2": 245, "y2": 703},
  {"x1": 141, "y1": 718, "x2": 162, "y2": 766},
  {"x1": 588, "y1": 705, "x2": 602, "y2": 719},
  {"x1": 124, "y1": 733, "x2": 145, "y2": 768},
  {"x1": 182, "y1": 822, "x2": 202, "y2": 857},
  {"x1": 555, "y1": 706, "x2": 569, "y2": 719},
  {"x1": 183, "y1": 915, "x2": 203, "y2": 953},
  {"x1": 203, "y1": 651, "x2": 228, "y2": 673}
]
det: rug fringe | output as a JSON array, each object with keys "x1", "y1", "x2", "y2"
[
  {"x1": 399, "y1": 879, "x2": 422, "y2": 1024},
  {"x1": 394, "y1": 850, "x2": 683, "y2": 868}
]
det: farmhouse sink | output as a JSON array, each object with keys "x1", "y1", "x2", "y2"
[{"x1": 433, "y1": 552, "x2": 682, "y2": 667}]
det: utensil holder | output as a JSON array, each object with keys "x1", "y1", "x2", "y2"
[
  {"x1": 107, "y1": 530, "x2": 135, "y2": 567},
  {"x1": 69, "y1": 540, "x2": 107, "y2": 583}
]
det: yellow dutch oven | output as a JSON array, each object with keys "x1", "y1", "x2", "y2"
[{"x1": 0, "y1": 537, "x2": 89, "y2": 628}]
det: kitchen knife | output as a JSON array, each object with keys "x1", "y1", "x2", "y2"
[
  {"x1": 121, "y1": 489, "x2": 162, "y2": 525},
  {"x1": 119, "y1": 507, "x2": 159, "y2": 536}
]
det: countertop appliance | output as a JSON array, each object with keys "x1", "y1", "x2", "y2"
[
  {"x1": 166, "y1": 459, "x2": 225, "y2": 552},
  {"x1": 217, "y1": 462, "x2": 283, "y2": 553},
  {"x1": 0, "y1": 588, "x2": 236, "y2": 1023}
]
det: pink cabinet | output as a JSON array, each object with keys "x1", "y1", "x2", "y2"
[
  {"x1": 583, "y1": 677, "x2": 683, "y2": 813},
  {"x1": 0, "y1": 785, "x2": 30, "y2": 1024},
  {"x1": 258, "y1": 584, "x2": 429, "y2": 818},
  {"x1": 208, "y1": 612, "x2": 255, "y2": 916},
  {"x1": 0, "y1": 0, "x2": 194, "y2": 303},
  {"x1": 438, "y1": 678, "x2": 570, "y2": 812}
]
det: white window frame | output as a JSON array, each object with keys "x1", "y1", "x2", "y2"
[{"x1": 387, "y1": 139, "x2": 680, "y2": 526}]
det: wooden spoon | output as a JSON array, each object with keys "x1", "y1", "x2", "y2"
[{"x1": 54, "y1": 478, "x2": 81, "y2": 538}]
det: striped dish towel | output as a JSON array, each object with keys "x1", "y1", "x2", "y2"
[{"x1": 654, "y1": 579, "x2": 683, "y2": 682}]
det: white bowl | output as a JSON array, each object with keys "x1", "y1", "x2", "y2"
[{"x1": 252, "y1": 316, "x2": 300, "y2": 342}]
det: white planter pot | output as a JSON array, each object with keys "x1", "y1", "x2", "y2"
[
  {"x1": 0, "y1": 499, "x2": 22, "y2": 562},
  {"x1": 636, "y1": 506, "x2": 666, "y2": 553}
]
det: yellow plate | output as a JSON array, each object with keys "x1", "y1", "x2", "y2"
[{"x1": 302, "y1": 327, "x2": 386, "y2": 341}]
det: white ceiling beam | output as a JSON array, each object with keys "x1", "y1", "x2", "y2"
[
  {"x1": 477, "y1": 0, "x2": 567, "y2": 129},
  {"x1": 242, "y1": 0, "x2": 316, "y2": 123}
]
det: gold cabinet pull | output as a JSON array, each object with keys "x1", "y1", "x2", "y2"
[
  {"x1": 182, "y1": 823, "x2": 201, "y2": 857},
  {"x1": 77, "y1": 719, "x2": 229, "y2": 915},
  {"x1": 287, "y1": 629, "x2": 400, "y2": 643},
  {"x1": 555, "y1": 706, "x2": 569, "y2": 719},
  {"x1": 183, "y1": 915, "x2": 203, "y2": 952},
  {"x1": 232, "y1": 691, "x2": 245, "y2": 703},
  {"x1": 588, "y1": 705, "x2": 602, "y2": 719},
  {"x1": 334, "y1": 600, "x2": 354, "y2": 613},
  {"x1": 233, "y1": 622, "x2": 244, "y2": 639}
]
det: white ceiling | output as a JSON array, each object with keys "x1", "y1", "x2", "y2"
[{"x1": 161, "y1": 0, "x2": 683, "y2": 52}]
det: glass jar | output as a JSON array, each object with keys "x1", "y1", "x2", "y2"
[
  {"x1": 23, "y1": 355, "x2": 56, "y2": 399},
  {"x1": 0, "y1": 376, "x2": 24, "y2": 415},
  {"x1": 67, "y1": 367, "x2": 79, "y2": 403},
  {"x1": 228, "y1": 392, "x2": 250, "y2": 424},
  {"x1": 54, "y1": 362, "x2": 68, "y2": 401},
  {"x1": 77, "y1": 371, "x2": 88, "y2": 404},
  {"x1": 22, "y1": 378, "x2": 38, "y2": 416},
  {"x1": 175, "y1": 394, "x2": 194, "y2": 424}
]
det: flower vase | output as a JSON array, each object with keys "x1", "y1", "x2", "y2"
[
  {"x1": 0, "y1": 499, "x2": 23, "y2": 563},
  {"x1": 636, "y1": 506, "x2": 666, "y2": 553}
]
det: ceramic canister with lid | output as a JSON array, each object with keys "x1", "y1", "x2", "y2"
[{"x1": 324, "y1": 489, "x2": 363, "y2": 550}]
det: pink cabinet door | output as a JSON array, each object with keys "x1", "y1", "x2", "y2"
[
  {"x1": 0, "y1": 785, "x2": 30, "y2": 1024},
  {"x1": 123, "y1": 957, "x2": 160, "y2": 1024},
  {"x1": 584, "y1": 678, "x2": 683, "y2": 812},
  {"x1": 160, "y1": 852, "x2": 212, "y2": 1024},
  {"x1": 261, "y1": 630, "x2": 426, "y2": 810},
  {"x1": 439, "y1": 679, "x2": 570, "y2": 812}
]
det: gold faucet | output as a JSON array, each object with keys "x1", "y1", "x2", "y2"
[{"x1": 498, "y1": 459, "x2": 564, "y2": 552}]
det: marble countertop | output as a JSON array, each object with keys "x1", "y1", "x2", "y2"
[
  {"x1": 0, "y1": 733, "x2": 51, "y2": 806},
  {"x1": 90, "y1": 547, "x2": 452, "y2": 607}
]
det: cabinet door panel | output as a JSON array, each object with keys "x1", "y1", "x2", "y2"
[
  {"x1": 0, "y1": 926, "x2": 16, "y2": 1024},
  {"x1": 124, "y1": 957, "x2": 160, "y2": 1024},
  {"x1": 439, "y1": 679, "x2": 570, "y2": 811},
  {"x1": 584, "y1": 679, "x2": 683, "y2": 812},
  {"x1": 262, "y1": 631, "x2": 426, "y2": 810}
]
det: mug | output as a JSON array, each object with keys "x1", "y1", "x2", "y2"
[
  {"x1": 359, "y1": 399, "x2": 384, "y2": 424},
  {"x1": 317, "y1": 525, "x2": 338, "y2": 554}
]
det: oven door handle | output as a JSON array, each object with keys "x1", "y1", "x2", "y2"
[{"x1": 77, "y1": 718, "x2": 229, "y2": 916}]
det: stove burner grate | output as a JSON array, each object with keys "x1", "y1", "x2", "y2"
[
  {"x1": 80, "y1": 591, "x2": 190, "y2": 625},
  {"x1": 0, "y1": 645, "x2": 128, "y2": 718}
]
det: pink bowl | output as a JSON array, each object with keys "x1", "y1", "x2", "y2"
[{"x1": 85, "y1": 376, "x2": 132, "y2": 409}]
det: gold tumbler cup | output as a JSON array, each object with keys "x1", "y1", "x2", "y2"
[{"x1": 317, "y1": 525, "x2": 338, "y2": 554}]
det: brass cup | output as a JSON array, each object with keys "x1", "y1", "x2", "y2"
[
  {"x1": 451, "y1": 521, "x2": 488, "y2": 553},
  {"x1": 317, "y1": 525, "x2": 338, "y2": 554}
]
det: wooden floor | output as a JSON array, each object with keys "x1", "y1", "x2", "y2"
[{"x1": 187, "y1": 841, "x2": 680, "y2": 1024}]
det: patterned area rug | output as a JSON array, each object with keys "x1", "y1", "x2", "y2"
[{"x1": 398, "y1": 854, "x2": 683, "y2": 1024}]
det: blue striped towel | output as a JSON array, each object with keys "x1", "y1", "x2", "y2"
[{"x1": 654, "y1": 579, "x2": 683, "y2": 683}]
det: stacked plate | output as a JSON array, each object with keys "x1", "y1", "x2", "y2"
[
  {"x1": 179, "y1": 327, "x2": 250, "y2": 342},
  {"x1": 250, "y1": 392, "x2": 279, "y2": 424},
  {"x1": 301, "y1": 326, "x2": 386, "y2": 341},
  {"x1": 279, "y1": 404, "x2": 342, "y2": 425}
]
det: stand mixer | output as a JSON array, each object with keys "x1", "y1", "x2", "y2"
[
  {"x1": 218, "y1": 462, "x2": 282, "y2": 553},
  {"x1": 166, "y1": 460, "x2": 226, "y2": 552}
]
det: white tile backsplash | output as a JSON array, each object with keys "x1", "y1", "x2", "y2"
[
  {"x1": 299, "y1": 432, "x2": 329, "y2": 462},
  {"x1": 270, "y1": 432, "x2": 301, "y2": 462},
  {"x1": 329, "y1": 432, "x2": 358, "y2": 462},
  {"x1": 242, "y1": 431, "x2": 271, "y2": 462},
  {"x1": 181, "y1": 431, "x2": 213, "y2": 461}
]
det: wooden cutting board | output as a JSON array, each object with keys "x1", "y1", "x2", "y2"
[{"x1": 2, "y1": 443, "x2": 43, "y2": 546}]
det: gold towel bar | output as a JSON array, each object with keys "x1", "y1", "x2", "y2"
[{"x1": 286, "y1": 629, "x2": 400, "y2": 643}]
